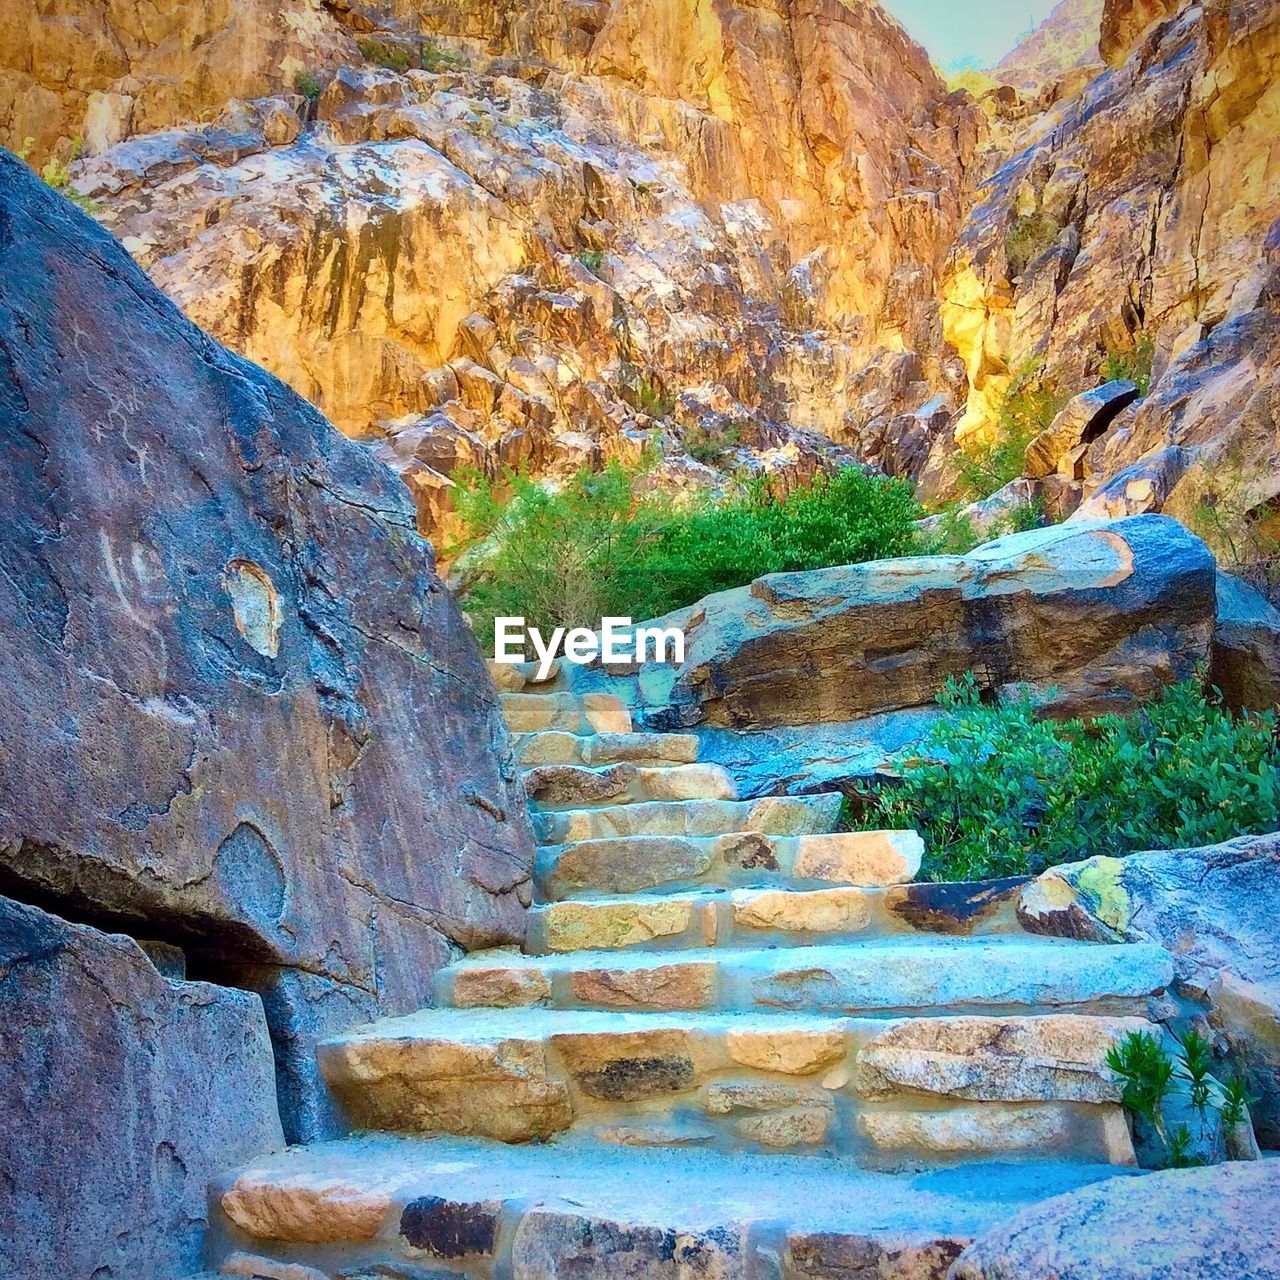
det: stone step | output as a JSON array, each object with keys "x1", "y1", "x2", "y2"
[
  {"x1": 511, "y1": 729, "x2": 700, "y2": 768},
  {"x1": 523, "y1": 761, "x2": 737, "y2": 810},
  {"x1": 532, "y1": 793, "x2": 844, "y2": 846},
  {"x1": 502, "y1": 691, "x2": 632, "y2": 735},
  {"x1": 316, "y1": 1004, "x2": 1147, "y2": 1163},
  {"x1": 487, "y1": 657, "x2": 562, "y2": 692},
  {"x1": 209, "y1": 1133, "x2": 1146, "y2": 1280},
  {"x1": 536, "y1": 829, "x2": 924, "y2": 898},
  {"x1": 526, "y1": 877, "x2": 1028, "y2": 952},
  {"x1": 437, "y1": 935, "x2": 1174, "y2": 1017}
]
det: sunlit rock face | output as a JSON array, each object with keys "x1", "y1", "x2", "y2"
[
  {"x1": 0, "y1": 0, "x2": 359, "y2": 165},
  {"x1": 11, "y1": 0, "x2": 987, "y2": 541},
  {"x1": 938, "y1": 0, "x2": 1280, "y2": 460}
]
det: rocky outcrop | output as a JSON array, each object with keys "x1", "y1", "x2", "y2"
[
  {"x1": 0, "y1": 0, "x2": 358, "y2": 165},
  {"x1": 585, "y1": 516, "x2": 1214, "y2": 735},
  {"x1": 951, "y1": 1159, "x2": 1280, "y2": 1280},
  {"x1": 939, "y1": 0, "x2": 1280, "y2": 466},
  {"x1": 992, "y1": 0, "x2": 1105, "y2": 93},
  {"x1": 9, "y1": 0, "x2": 987, "y2": 540},
  {"x1": 1018, "y1": 832, "x2": 1280, "y2": 1143},
  {"x1": 0, "y1": 896, "x2": 284, "y2": 1280},
  {"x1": 0, "y1": 153, "x2": 534, "y2": 1140}
]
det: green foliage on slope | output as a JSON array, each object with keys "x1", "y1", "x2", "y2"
[{"x1": 866, "y1": 673, "x2": 1280, "y2": 882}]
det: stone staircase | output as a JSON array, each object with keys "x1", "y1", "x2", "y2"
[{"x1": 207, "y1": 664, "x2": 1174, "y2": 1279}]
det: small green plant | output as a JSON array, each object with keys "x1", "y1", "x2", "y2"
[
  {"x1": 1220, "y1": 1074, "x2": 1259, "y2": 1130},
  {"x1": 1101, "y1": 333, "x2": 1155, "y2": 395},
  {"x1": 683, "y1": 421, "x2": 744, "y2": 467},
  {"x1": 1177, "y1": 450, "x2": 1280, "y2": 572},
  {"x1": 20, "y1": 136, "x2": 99, "y2": 214},
  {"x1": 625, "y1": 371, "x2": 677, "y2": 420},
  {"x1": 1107, "y1": 1031, "x2": 1175, "y2": 1142},
  {"x1": 420, "y1": 39, "x2": 467, "y2": 72},
  {"x1": 293, "y1": 68, "x2": 323, "y2": 100},
  {"x1": 954, "y1": 364, "x2": 1065, "y2": 501},
  {"x1": 1165, "y1": 1124, "x2": 1201, "y2": 1169},
  {"x1": 358, "y1": 37, "x2": 414, "y2": 72},
  {"x1": 1005, "y1": 209, "x2": 1061, "y2": 278},
  {"x1": 578, "y1": 248, "x2": 606, "y2": 277},
  {"x1": 1179, "y1": 1028, "x2": 1216, "y2": 1113},
  {"x1": 865, "y1": 672, "x2": 1280, "y2": 881}
]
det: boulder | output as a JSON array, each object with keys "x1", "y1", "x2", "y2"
[
  {"x1": 949, "y1": 1160, "x2": 1280, "y2": 1280},
  {"x1": 1212, "y1": 572, "x2": 1280, "y2": 713},
  {"x1": 1019, "y1": 833, "x2": 1280, "y2": 1144},
  {"x1": 0, "y1": 896, "x2": 284, "y2": 1280},
  {"x1": 594, "y1": 516, "x2": 1214, "y2": 736},
  {"x1": 0, "y1": 154, "x2": 535, "y2": 1139},
  {"x1": 1023, "y1": 381, "x2": 1139, "y2": 479}
]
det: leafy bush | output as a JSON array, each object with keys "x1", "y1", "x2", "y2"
[
  {"x1": 357, "y1": 37, "x2": 465, "y2": 74},
  {"x1": 954, "y1": 363, "x2": 1065, "y2": 500},
  {"x1": 578, "y1": 248, "x2": 606, "y2": 277},
  {"x1": 447, "y1": 462, "x2": 922, "y2": 645},
  {"x1": 293, "y1": 69, "x2": 323, "y2": 100},
  {"x1": 683, "y1": 421, "x2": 743, "y2": 467},
  {"x1": 1176, "y1": 449, "x2": 1280, "y2": 572},
  {"x1": 866, "y1": 673, "x2": 1280, "y2": 882},
  {"x1": 625, "y1": 371, "x2": 676, "y2": 420},
  {"x1": 1005, "y1": 210, "x2": 1061, "y2": 278},
  {"x1": 1101, "y1": 333, "x2": 1155, "y2": 395},
  {"x1": 420, "y1": 39, "x2": 467, "y2": 72},
  {"x1": 924, "y1": 496, "x2": 1048, "y2": 555}
]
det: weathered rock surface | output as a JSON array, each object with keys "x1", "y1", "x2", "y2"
[
  {"x1": 940, "y1": 0, "x2": 1280, "y2": 485},
  {"x1": 579, "y1": 516, "x2": 1214, "y2": 740},
  {"x1": 1019, "y1": 832, "x2": 1280, "y2": 1142},
  {"x1": 991, "y1": 0, "x2": 1105, "y2": 93},
  {"x1": 1212, "y1": 571, "x2": 1280, "y2": 711},
  {"x1": 0, "y1": 896, "x2": 284, "y2": 1280},
  {"x1": 0, "y1": 153, "x2": 534, "y2": 1138},
  {"x1": 950, "y1": 1159, "x2": 1280, "y2": 1280}
]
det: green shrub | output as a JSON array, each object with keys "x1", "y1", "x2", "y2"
[
  {"x1": 293, "y1": 69, "x2": 323, "y2": 100},
  {"x1": 420, "y1": 39, "x2": 467, "y2": 72},
  {"x1": 954, "y1": 364, "x2": 1065, "y2": 501},
  {"x1": 20, "y1": 135, "x2": 99, "y2": 215},
  {"x1": 923, "y1": 496, "x2": 1047, "y2": 555},
  {"x1": 447, "y1": 461, "x2": 922, "y2": 645},
  {"x1": 683, "y1": 421, "x2": 743, "y2": 467},
  {"x1": 625, "y1": 371, "x2": 676, "y2": 420},
  {"x1": 358, "y1": 37, "x2": 414, "y2": 72},
  {"x1": 1176, "y1": 449, "x2": 1280, "y2": 572},
  {"x1": 866, "y1": 673, "x2": 1280, "y2": 882},
  {"x1": 1101, "y1": 333, "x2": 1155, "y2": 395},
  {"x1": 1005, "y1": 209, "x2": 1061, "y2": 279},
  {"x1": 578, "y1": 248, "x2": 606, "y2": 277}
]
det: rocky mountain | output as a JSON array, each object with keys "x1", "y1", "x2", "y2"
[{"x1": 991, "y1": 0, "x2": 1105, "y2": 92}]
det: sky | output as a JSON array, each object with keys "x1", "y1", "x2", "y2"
[{"x1": 879, "y1": 0, "x2": 1061, "y2": 70}]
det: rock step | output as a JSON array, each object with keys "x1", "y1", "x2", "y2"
[
  {"x1": 511, "y1": 729, "x2": 700, "y2": 768},
  {"x1": 437, "y1": 936, "x2": 1175, "y2": 1017},
  {"x1": 487, "y1": 657, "x2": 562, "y2": 692},
  {"x1": 317, "y1": 1005, "x2": 1147, "y2": 1163},
  {"x1": 526, "y1": 877, "x2": 1029, "y2": 952},
  {"x1": 523, "y1": 761, "x2": 737, "y2": 810},
  {"x1": 210, "y1": 1133, "x2": 1146, "y2": 1280},
  {"x1": 532, "y1": 793, "x2": 844, "y2": 846},
  {"x1": 536, "y1": 829, "x2": 924, "y2": 899},
  {"x1": 502, "y1": 691, "x2": 631, "y2": 735}
]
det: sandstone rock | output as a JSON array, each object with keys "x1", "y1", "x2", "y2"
[
  {"x1": 725, "y1": 1025, "x2": 848, "y2": 1076},
  {"x1": 731, "y1": 887, "x2": 874, "y2": 935},
  {"x1": 450, "y1": 966, "x2": 552, "y2": 1009},
  {"x1": 1211, "y1": 571, "x2": 1280, "y2": 713},
  {"x1": 541, "y1": 897, "x2": 695, "y2": 952},
  {"x1": 0, "y1": 897, "x2": 284, "y2": 1280},
  {"x1": 570, "y1": 961, "x2": 716, "y2": 1011},
  {"x1": 1023, "y1": 381, "x2": 1139, "y2": 478},
  {"x1": 221, "y1": 1253, "x2": 330, "y2": 1280},
  {"x1": 612, "y1": 516, "x2": 1213, "y2": 732},
  {"x1": 792, "y1": 831, "x2": 923, "y2": 887},
  {"x1": 0, "y1": 154, "x2": 534, "y2": 1140},
  {"x1": 1018, "y1": 833, "x2": 1280, "y2": 1140},
  {"x1": 222, "y1": 1168, "x2": 393, "y2": 1244},
  {"x1": 950, "y1": 1159, "x2": 1280, "y2": 1280},
  {"x1": 884, "y1": 879, "x2": 1027, "y2": 935},
  {"x1": 553, "y1": 1028, "x2": 705, "y2": 1101},
  {"x1": 854, "y1": 1015, "x2": 1150, "y2": 1103}
]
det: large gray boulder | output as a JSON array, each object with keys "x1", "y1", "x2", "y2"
[
  {"x1": 0, "y1": 896, "x2": 284, "y2": 1280},
  {"x1": 1019, "y1": 833, "x2": 1280, "y2": 1145},
  {"x1": 593, "y1": 516, "x2": 1214, "y2": 736},
  {"x1": 1212, "y1": 571, "x2": 1280, "y2": 713},
  {"x1": 949, "y1": 1160, "x2": 1280, "y2": 1280},
  {"x1": 0, "y1": 151, "x2": 535, "y2": 1141}
]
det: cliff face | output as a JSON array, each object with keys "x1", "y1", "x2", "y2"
[
  {"x1": 940, "y1": 0, "x2": 1279, "y2": 460},
  {"x1": 4, "y1": 0, "x2": 986, "y2": 540},
  {"x1": 991, "y1": 0, "x2": 1105, "y2": 93}
]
